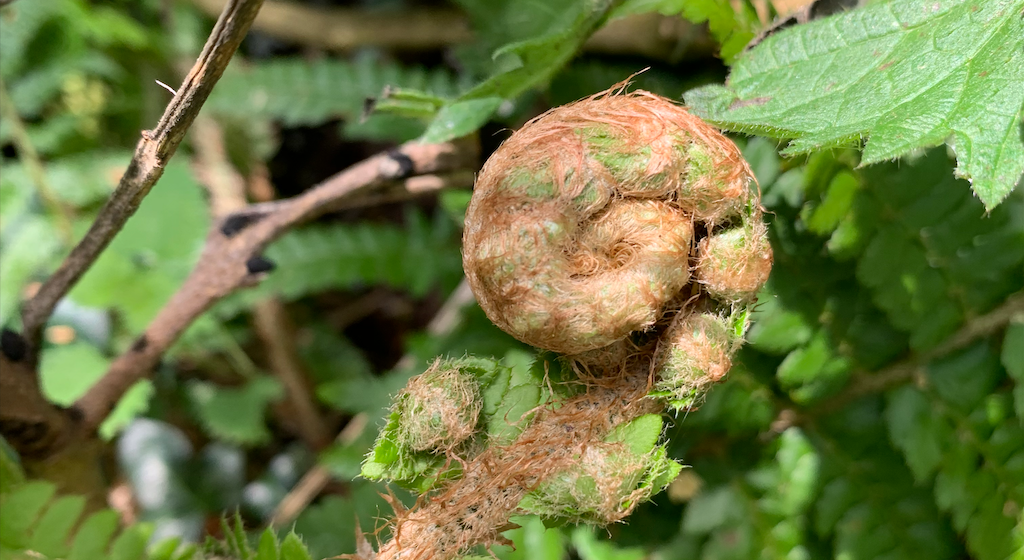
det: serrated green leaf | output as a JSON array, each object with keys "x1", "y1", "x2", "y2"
[
  {"x1": 220, "y1": 512, "x2": 251, "y2": 558},
  {"x1": 187, "y1": 376, "x2": 284, "y2": 446},
  {"x1": 685, "y1": 0, "x2": 1024, "y2": 209},
  {"x1": 256, "y1": 529, "x2": 279, "y2": 560},
  {"x1": 280, "y1": 532, "x2": 313, "y2": 560},
  {"x1": 626, "y1": 0, "x2": 756, "y2": 63}
]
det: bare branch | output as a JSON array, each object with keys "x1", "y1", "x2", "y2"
[
  {"x1": 270, "y1": 413, "x2": 369, "y2": 528},
  {"x1": 18, "y1": 0, "x2": 265, "y2": 357},
  {"x1": 74, "y1": 139, "x2": 478, "y2": 431}
]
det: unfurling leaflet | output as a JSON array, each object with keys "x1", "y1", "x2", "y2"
[{"x1": 356, "y1": 87, "x2": 772, "y2": 560}]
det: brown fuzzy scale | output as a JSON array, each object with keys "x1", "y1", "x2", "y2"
[
  {"x1": 368, "y1": 370, "x2": 659, "y2": 560},
  {"x1": 463, "y1": 88, "x2": 756, "y2": 355},
  {"x1": 397, "y1": 360, "x2": 482, "y2": 453},
  {"x1": 653, "y1": 312, "x2": 738, "y2": 409}
]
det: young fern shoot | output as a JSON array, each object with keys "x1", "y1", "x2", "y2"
[{"x1": 356, "y1": 86, "x2": 772, "y2": 559}]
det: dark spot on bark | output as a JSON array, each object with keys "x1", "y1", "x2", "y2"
[
  {"x1": 386, "y1": 148, "x2": 416, "y2": 179},
  {"x1": 246, "y1": 255, "x2": 276, "y2": 275},
  {"x1": 131, "y1": 335, "x2": 148, "y2": 352},
  {"x1": 66, "y1": 405, "x2": 85, "y2": 423},
  {"x1": 220, "y1": 212, "x2": 264, "y2": 238},
  {"x1": 1, "y1": 328, "x2": 27, "y2": 362},
  {"x1": 362, "y1": 97, "x2": 377, "y2": 121}
]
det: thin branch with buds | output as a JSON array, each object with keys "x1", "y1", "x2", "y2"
[
  {"x1": 73, "y1": 138, "x2": 478, "y2": 432},
  {"x1": 16, "y1": 0, "x2": 265, "y2": 356},
  {"x1": 0, "y1": 0, "x2": 265, "y2": 457}
]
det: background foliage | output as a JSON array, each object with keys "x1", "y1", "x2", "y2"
[{"x1": 0, "y1": 0, "x2": 1021, "y2": 559}]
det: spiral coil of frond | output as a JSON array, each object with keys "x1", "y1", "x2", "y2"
[{"x1": 358, "y1": 87, "x2": 773, "y2": 560}]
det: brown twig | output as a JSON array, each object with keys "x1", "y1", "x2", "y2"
[
  {"x1": 190, "y1": 0, "x2": 713, "y2": 61},
  {"x1": 270, "y1": 412, "x2": 369, "y2": 528},
  {"x1": 266, "y1": 278, "x2": 476, "y2": 526},
  {"x1": 0, "y1": 0, "x2": 264, "y2": 459},
  {"x1": 254, "y1": 299, "x2": 333, "y2": 449},
  {"x1": 17, "y1": 0, "x2": 265, "y2": 356},
  {"x1": 191, "y1": 117, "x2": 334, "y2": 450},
  {"x1": 73, "y1": 138, "x2": 478, "y2": 431},
  {"x1": 810, "y1": 290, "x2": 1024, "y2": 415}
]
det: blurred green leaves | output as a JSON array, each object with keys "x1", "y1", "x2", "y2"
[
  {"x1": 886, "y1": 341, "x2": 1024, "y2": 560},
  {"x1": 2, "y1": 0, "x2": 1023, "y2": 558},
  {"x1": 71, "y1": 161, "x2": 209, "y2": 333},
  {"x1": 671, "y1": 428, "x2": 820, "y2": 560},
  {"x1": 1004, "y1": 321, "x2": 1024, "y2": 422},
  {"x1": 187, "y1": 376, "x2": 284, "y2": 447},
  {"x1": 420, "y1": 0, "x2": 619, "y2": 142},
  {"x1": 617, "y1": 0, "x2": 758, "y2": 63},
  {"x1": 686, "y1": 0, "x2": 1024, "y2": 208},
  {"x1": 214, "y1": 211, "x2": 462, "y2": 319},
  {"x1": 0, "y1": 477, "x2": 194, "y2": 560}
]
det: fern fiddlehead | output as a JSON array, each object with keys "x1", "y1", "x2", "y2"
[{"x1": 358, "y1": 88, "x2": 772, "y2": 560}]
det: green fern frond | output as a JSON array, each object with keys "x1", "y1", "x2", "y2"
[
  {"x1": 814, "y1": 404, "x2": 960, "y2": 560},
  {"x1": 205, "y1": 56, "x2": 461, "y2": 129},
  {"x1": 0, "y1": 474, "x2": 319, "y2": 560},
  {"x1": 0, "y1": 479, "x2": 196, "y2": 560}
]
